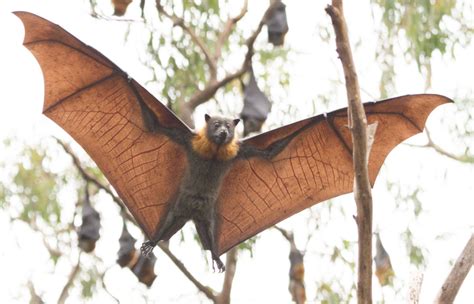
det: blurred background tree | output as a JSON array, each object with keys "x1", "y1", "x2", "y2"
[{"x1": 0, "y1": 0, "x2": 472, "y2": 303}]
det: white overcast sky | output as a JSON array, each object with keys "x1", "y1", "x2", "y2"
[{"x1": 0, "y1": 0, "x2": 473, "y2": 303}]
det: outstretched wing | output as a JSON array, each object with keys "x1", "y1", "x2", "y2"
[
  {"x1": 216, "y1": 94, "x2": 451, "y2": 254},
  {"x1": 15, "y1": 11, "x2": 191, "y2": 239}
]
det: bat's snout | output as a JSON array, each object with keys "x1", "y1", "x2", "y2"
[{"x1": 216, "y1": 130, "x2": 228, "y2": 145}]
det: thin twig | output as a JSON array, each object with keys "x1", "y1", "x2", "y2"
[
  {"x1": 155, "y1": 0, "x2": 217, "y2": 78},
  {"x1": 27, "y1": 281, "x2": 44, "y2": 304},
  {"x1": 434, "y1": 234, "x2": 474, "y2": 303},
  {"x1": 58, "y1": 253, "x2": 82, "y2": 304},
  {"x1": 326, "y1": 1, "x2": 373, "y2": 303},
  {"x1": 214, "y1": 0, "x2": 249, "y2": 61},
  {"x1": 406, "y1": 129, "x2": 474, "y2": 163},
  {"x1": 100, "y1": 267, "x2": 120, "y2": 303},
  {"x1": 158, "y1": 243, "x2": 217, "y2": 301},
  {"x1": 425, "y1": 129, "x2": 474, "y2": 163},
  {"x1": 26, "y1": 217, "x2": 66, "y2": 258}
]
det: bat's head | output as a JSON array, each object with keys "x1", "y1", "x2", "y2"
[{"x1": 204, "y1": 114, "x2": 240, "y2": 146}]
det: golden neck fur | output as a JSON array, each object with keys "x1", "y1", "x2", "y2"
[{"x1": 191, "y1": 127, "x2": 239, "y2": 161}]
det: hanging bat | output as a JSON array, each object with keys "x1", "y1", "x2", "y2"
[
  {"x1": 240, "y1": 68, "x2": 272, "y2": 136},
  {"x1": 111, "y1": 0, "x2": 133, "y2": 16},
  {"x1": 132, "y1": 252, "x2": 158, "y2": 287},
  {"x1": 77, "y1": 187, "x2": 101, "y2": 253},
  {"x1": 374, "y1": 233, "x2": 394, "y2": 286},
  {"x1": 265, "y1": 0, "x2": 289, "y2": 46},
  {"x1": 15, "y1": 12, "x2": 451, "y2": 272},
  {"x1": 117, "y1": 223, "x2": 139, "y2": 268}
]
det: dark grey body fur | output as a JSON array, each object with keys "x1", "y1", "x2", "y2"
[
  {"x1": 176, "y1": 151, "x2": 232, "y2": 220},
  {"x1": 135, "y1": 92, "x2": 294, "y2": 272},
  {"x1": 138, "y1": 109, "x2": 240, "y2": 271}
]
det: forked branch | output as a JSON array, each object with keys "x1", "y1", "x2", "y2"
[
  {"x1": 187, "y1": 1, "x2": 278, "y2": 110},
  {"x1": 155, "y1": 0, "x2": 217, "y2": 77},
  {"x1": 214, "y1": 0, "x2": 249, "y2": 61}
]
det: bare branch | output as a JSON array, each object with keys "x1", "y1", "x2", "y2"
[
  {"x1": 28, "y1": 218, "x2": 65, "y2": 258},
  {"x1": 100, "y1": 268, "x2": 120, "y2": 303},
  {"x1": 407, "y1": 129, "x2": 474, "y2": 163},
  {"x1": 187, "y1": 2, "x2": 277, "y2": 110},
  {"x1": 425, "y1": 129, "x2": 474, "y2": 163},
  {"x1": 155, "y1": 0, "x2": 217, "y2": 79},
  {"x1": 27, "y1": 281, "x2": 44, "y2": 304},
  {"x1": 187, "y1": 69, "x2": 245, "y2": 110},
  {"x1": 326, "y1": 1, "x2": 373, "y2": 303},
  {"x1": 434, "y1": 234, "x2": 474, "y2": 303},
  {"x1": 214, "y1": 0, "x2": 249, "y2": 61},
  {"x1": 216, "y1": 247, "x2": 238, "y2": 304},
  {"x1": 158, "y1": 243, "x2": 217, "y2": 301},
  {"x1": 58, "y1": 253, "x2": 81, "y2": 304}
]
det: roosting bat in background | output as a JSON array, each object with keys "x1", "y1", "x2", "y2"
[
  {"x1": 15, "y1": 12, "x2": 452, "y2": 272},
  {"x1": 77, "y1": 187, "x2": 101, "y2": 253},
  {"x1": 265, "y1": 0, "x2": 289, "y2": 46},
  {"x1": 240, "y1": 68, "x2": 272, "y2": 136}
]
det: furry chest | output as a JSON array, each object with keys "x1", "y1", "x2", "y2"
[{"x1": 182, "y1": 153, "x2": 232, "y2": 191}]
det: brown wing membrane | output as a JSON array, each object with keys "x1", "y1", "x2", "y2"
[
  {"x1": 15, "y1": 11, "x2": 191, "y2": 239},
  {"x1": 216, "y1": 94, "x2": 451, "y2": 254}
]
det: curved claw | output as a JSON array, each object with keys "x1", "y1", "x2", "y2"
[
  {"x1": 141, "y1": 240, "x2": 157, "y2": 257},
  {"x1": 213, "y1": 257, "x2": 225, "y2": 272}
]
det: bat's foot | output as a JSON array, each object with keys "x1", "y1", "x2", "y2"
[
  {"x1": 212, "y1": 257, "x2": 226, "y2": 273},
  {"x1": 140, "y1": 240, "x2": 157, "y2": 257}
]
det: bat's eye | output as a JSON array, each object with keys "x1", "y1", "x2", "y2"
[
  {"x1": 214, "y1": 122, "x2": 220, "y2": 128},
  {"x1": 225, "y1": 123, "x2": 230, "y2": 129}
]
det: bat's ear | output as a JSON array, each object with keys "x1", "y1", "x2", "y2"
[
  {"x1": 233, "y1": 119, "x2": 241, "y2": 126},
  {"x1": 205, "y1": 114, "x2": 211, "y2": 122}
]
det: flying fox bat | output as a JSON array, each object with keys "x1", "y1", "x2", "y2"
[{"x1": 15, "y1": 11, "x2": 451, "y2": 272}]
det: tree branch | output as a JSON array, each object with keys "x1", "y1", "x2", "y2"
[
  {"x1": 155, "y1": 0, "x2": 217, "y2": 79},
  {"x1": 425, "y1": 129, "x2": 474, "y2": 163},
  {"x1": 187, "y1": 2, "x2": 277, "y2": 111},
  {"x1": 100, "y1": 268, "x2": 120, "y2": 303},
  {"x1": 214, "y1": 0, "x2": 249, "y2": 61},
  {"x1": 27, "y1": 281, "x2": 44, "y2": 304},
  {"x1": 58, "y1": 253, "x2": 81, "y2": 304},
  {"x1": 216, "y1": 247, "x2": 238, "y2": 304},
  {"x1": 158, "y1": 243, "x2": 217, "y2": 301},
  {"x1": 434, "y1": 233, "x2": 474, "y2": 303},
  {"x1": 326, "y1": 1, "x2": 373, "y2": 303}
]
